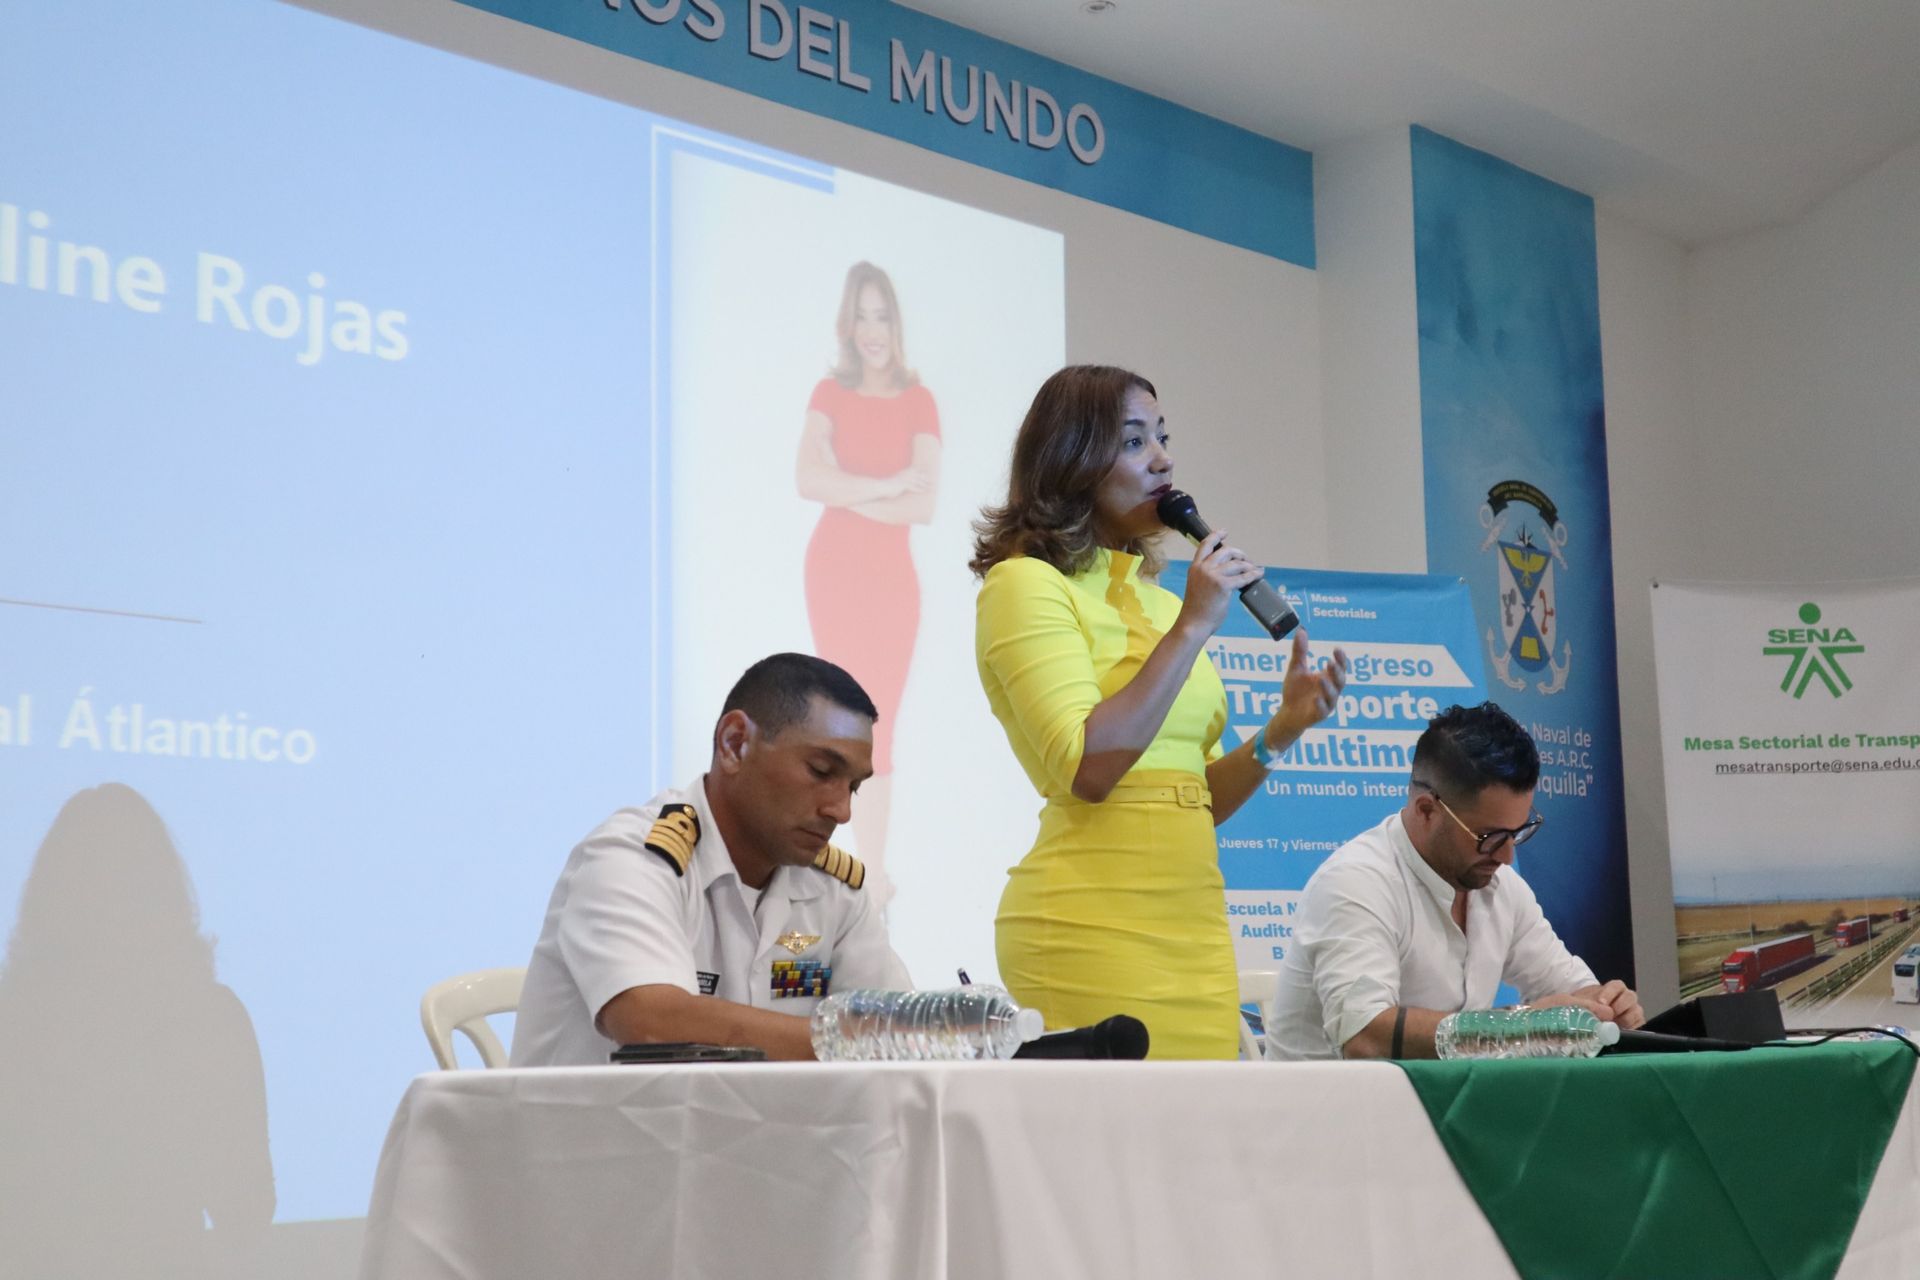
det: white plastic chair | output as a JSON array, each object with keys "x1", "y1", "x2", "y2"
[
  {"x1": 1237, "y1": 968, "x2": 1278, "y2": 1061},
  {"x1": 420, "y1": 967, "x2": 526, "y2": 1069}
]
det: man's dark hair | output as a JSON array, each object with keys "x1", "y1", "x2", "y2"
[
  {"x1": 1410, "y1": 702, "x2": 1539, "y2": 798},
  {"x1": 719, "y1": 653, "x2": 877, "y2": 740}
]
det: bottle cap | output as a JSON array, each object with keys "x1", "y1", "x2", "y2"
[
  {"x1": 1598, "y1": 1021, "x2": 1621, "y2": 1046},
  {"x1": 1014, "y1": 1007, "x2": 1045, "y2": 1043}
]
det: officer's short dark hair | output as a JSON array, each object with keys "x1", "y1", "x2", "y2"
[
  {"x1": 720, "y1": 653, "x2": 878, "y2": 740},
  {"x1": 1411, "y1": 702, "x2": 1538, "y2": 799}
]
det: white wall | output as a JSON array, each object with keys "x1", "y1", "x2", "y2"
[
  {"x1": 1072, "y1": 209, "x2": 1327, "y2": 568},
  {"x1": 1315, "y1": 128, "x2": 1425, "y2": 573},
  {"x1": 1685, "y1": 139, "x2": 1920, "y2": 575},
  {"x1": 1595, "y1": 210, "x2": 1693, "y2": 1012}
]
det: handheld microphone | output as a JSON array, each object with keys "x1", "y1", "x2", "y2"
[
  {"x1": 1012, "y1": 1014, "x2": 1150, "y2": 1060},
  {"x1": 1154, "y1": 490, "x2": 1300, "y2": 641},
  {"x1": 1604, "y1": 1029, "x2": 1758, "y2": 1055}
]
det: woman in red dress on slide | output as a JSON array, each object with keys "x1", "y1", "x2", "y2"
[{"x1": 795, "y1": 262, "x2": 941, "y2": 902}]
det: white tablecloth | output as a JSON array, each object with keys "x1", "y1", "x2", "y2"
[{"x1": 359, "y1": 1061, "x2": 1920, "y2": 1280}]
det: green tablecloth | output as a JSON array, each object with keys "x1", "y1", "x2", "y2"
[{"x1": 1397, "y1": 1041, "x2": 1915, "y2": 1280}]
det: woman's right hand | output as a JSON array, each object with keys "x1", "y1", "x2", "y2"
[{"x1": 1175, "y1": 529, "x2": 1263, "y2": 637}]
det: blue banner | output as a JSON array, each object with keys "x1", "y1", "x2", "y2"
[
  {"x1": 451, "y1": 0, "x2": 1314, "y2": 266},
  {"x1": 1162, "y1": 564, "x2": 1487, "y2": 972},
  {"x1": 1409, "y1": 125, "x2": 1634, "y2": 984}
]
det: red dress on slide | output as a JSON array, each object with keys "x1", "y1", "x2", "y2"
[{"x1": 803, "y1": 378, "x2": 941, "y2": 776}]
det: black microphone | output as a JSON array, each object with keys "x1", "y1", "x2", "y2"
[
  {"x1": 1154, "y1": 490, "x2": 1300, "y2": 641},
  {"x1": 1603, "y1": 1029, "x2": 1759, "y2": 1055},
  {"x1": 1013, "y1": 1014, "x2": 1150, "y2": 1060}
]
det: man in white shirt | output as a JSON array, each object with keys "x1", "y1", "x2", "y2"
[
  {"x1": 1266, "y1": 702, "x2": 1644, "y2": 1061},
  {"x1": 511, "y1": 653, "x2": 911, "y2": 1066}
]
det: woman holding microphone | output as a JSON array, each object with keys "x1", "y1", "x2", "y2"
[{"x1": 970, "y1": 365, "x2": 1348, "y2": 1059}]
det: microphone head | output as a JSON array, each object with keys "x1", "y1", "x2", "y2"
[
  {"x1": 1154, "y1": 489, "x2": 1203, "y2": 539},
  {"x1": 1010, "y1": 1013, "x2": 1152, "y2": 1060},
  {"x1": 1095, "y1": 1014, "x2": 1151, "y2": 1060}
]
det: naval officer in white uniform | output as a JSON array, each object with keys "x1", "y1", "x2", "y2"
[{"x1": 512, "y1": 653, "x2": 911, "y2": 1065}]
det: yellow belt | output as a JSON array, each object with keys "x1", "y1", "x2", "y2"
[{"x1": 1072, "y1": 774, "x2": 1211, "y2": 810}]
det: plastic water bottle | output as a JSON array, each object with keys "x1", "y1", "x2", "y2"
[
  {"x1": 810, "y1": 986, "x2": 1046, "y2": 1061},
  {"x1": 1432, "y1": 1007, "x2": 1623, "y2": 1060}
]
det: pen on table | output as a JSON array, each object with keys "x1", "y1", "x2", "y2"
[{"x1": 957, "y1": 969, "x2": 971, "y2": 986}]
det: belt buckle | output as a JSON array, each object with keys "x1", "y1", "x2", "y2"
[{"x1": 1176, "y1": 782, "x2": 1204, "y2": 808}]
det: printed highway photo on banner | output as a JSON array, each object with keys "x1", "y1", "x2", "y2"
[
  {"x1": 1651, "y1": 578, "x2": 1920, "y2": 1029},
  {"x1": 1159, "y1": 564, "x2": 1487, "y2": 974}
]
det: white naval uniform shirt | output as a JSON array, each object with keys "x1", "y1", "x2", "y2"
[
  {"x1": 510, "y1": 777, "x2": 911, "y2": 1067},
  {"x1": 1265, "y1": 812, "x2": 1597, "y2": 1062}
]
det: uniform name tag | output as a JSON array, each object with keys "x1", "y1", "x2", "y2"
[{"x1": 696, "y1": 971, "x2": 719, "y2": 996}]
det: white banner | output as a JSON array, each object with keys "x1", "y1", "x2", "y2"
[{"x1": 1651, "y1": 578, "x2": 1920, "y2": 1028}]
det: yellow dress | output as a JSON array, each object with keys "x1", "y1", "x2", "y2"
[{"x1": 975, "y1": 548, "x2": 1240, "y2": 1060}]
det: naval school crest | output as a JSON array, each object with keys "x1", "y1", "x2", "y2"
[{"x1": 1479, "y1": 480, "x2": 1572, "y2": 696}]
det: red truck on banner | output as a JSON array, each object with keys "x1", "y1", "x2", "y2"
[
  {"x1": 1721, "y1": 933, "x2": 1817, "y2": 993},
  {"x1": 1836, "y1": 917, "x2": 1871, "y2": 948}
]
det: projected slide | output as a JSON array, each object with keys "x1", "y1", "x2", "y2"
[
  {"x1": 662, "y1": 144, "x2": 1063, "y2": 981},
  {"x1": 0, "y1": 0, "x2": 1062, "y2": 1247}
]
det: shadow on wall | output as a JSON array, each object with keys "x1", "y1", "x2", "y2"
[{"x1": 0, "y1": 782, "x2": 276, "y2": 1279}]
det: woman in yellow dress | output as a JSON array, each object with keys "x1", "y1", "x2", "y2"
[{"x1": 970, "y1": 365, "x2": 1349, "y2": 1059}]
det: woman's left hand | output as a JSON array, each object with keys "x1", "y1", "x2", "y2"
[
  {"x1": 1208, "y1": 628, "x2": 1353, "y2": 824},
  {"x1": 1269, "y1": 628, "x2": 1350, "y2": 739}
]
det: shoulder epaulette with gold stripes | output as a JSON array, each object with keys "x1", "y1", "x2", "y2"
[
  {"x1": 810, "y1": 843, "x2": 865, "y2": 890},
  {"x1": 643, "y1": 803, "x2": 701, "y2": 876}
]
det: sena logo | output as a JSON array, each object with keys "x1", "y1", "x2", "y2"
[{"x1": 1763, "y1": 602, "x2": 1863, "y2": 699}]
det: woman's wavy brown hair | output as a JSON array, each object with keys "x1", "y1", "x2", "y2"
[
  {"x1": 829, "y1": 261, "x2": 917, "y2": 391},
  {"x1": 970, "y1": 364, "x2": 1162, "y2": 579}
]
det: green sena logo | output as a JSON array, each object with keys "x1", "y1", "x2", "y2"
[{"x1": 1763, "y1": 602, "x2": 1864, "y2": 699}]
